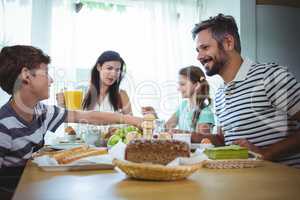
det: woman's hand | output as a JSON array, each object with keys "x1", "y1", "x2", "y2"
[{"x1": 56, "y1": 92, "x2": 65, "y2": 107}]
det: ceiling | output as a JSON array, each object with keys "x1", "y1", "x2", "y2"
[{"x1": 257, "y1": 0, "x2": 300, "y2": 8}]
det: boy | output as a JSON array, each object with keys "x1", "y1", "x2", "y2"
[{"x1": 0, "y1": 45, "x2": 142, "y2": 198}]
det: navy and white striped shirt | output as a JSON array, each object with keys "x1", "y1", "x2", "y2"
[
  {"x1": 0, "y1": 102, "x2": 67, "y2": 168},
  {"x1": 215, "y1": 59, "x2": 300, "y2": 168}
]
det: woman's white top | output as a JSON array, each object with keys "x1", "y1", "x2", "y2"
[{"x1": 94, "y1": 94, "x2": 115, "y2": 112}]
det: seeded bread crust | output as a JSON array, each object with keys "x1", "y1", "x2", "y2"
[{"x1": 125, "y1": 140, "x2": 190, "y2": 165}]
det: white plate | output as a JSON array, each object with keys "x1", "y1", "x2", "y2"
[
  {"x1": 80, "y1": 124, "x2": 128, "y2": 132},
  {"x1": 39, "y1": 163, "x2": 114, "y2": 171},
  {"x1": 49, "y1": 143, "x2": 88, "y2": 150},
  {"x1": 191, "y1": 143, "x2": 214, "y2": 150}
]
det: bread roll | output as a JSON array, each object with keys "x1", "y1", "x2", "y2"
[{"x1": 65, "y1": 126, "x2": 76, "y2": 135}]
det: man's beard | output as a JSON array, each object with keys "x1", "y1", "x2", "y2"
[{"x1": 205, "y1": 50, "x2": 228, "y2": 77}]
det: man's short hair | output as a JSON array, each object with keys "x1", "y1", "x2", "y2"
[
  {"x1": 192, "y1": 13, "x2": 241, "y2": 53},
  {"x1": 0, "y1": 45, "x2": 50, "y2": 95}
]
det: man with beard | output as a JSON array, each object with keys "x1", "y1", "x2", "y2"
[{"x1": 191, "y1": 13, "x2": 300, "y2": 168}]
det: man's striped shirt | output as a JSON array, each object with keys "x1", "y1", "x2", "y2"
[
  {"x1": 215, "y1": 59, "x2": 300, "y2": 168},
  {"x1": 0, "y1": 102, "x2": 67, "y2": 168}
]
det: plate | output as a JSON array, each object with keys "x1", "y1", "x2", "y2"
[
  {"x1": 39, "y1": 163, "x2": 114, "y2": 171},
  {"x1": 48, "y1": 143, "x2": 89, "y2": 150},
  {"x1": 59, "y1": 138, "x2": 84, "y2": 144},
  {"x1": 191, "y1": 143, "x2": 214, "y2": 150},
  {"x1": 80, "y1": 124, "x2": 128, "y2": 132}
]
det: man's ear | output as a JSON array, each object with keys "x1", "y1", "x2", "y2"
[{"x1": 222, "y1": 34, "x2": 235, "y2": 51}]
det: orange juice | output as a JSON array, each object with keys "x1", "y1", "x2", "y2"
[{"x1": 64, "y1": 90, "x2": 83, "y2": 110}]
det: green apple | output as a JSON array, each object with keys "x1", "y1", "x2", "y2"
[{"x1": 107, "y1": 134, "x2": 122, "y2": 147}]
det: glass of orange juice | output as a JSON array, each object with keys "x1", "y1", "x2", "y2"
[{"x1": 63, "y1": 90, "x2": 83, "y2": 110}]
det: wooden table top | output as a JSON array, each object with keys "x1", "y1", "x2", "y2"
[{"x1": 12, "y1": 161, "x2": 300, "y2": 200}]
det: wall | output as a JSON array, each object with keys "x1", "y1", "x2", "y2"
[
  {"x1": 200, "y1": 2, "x2": 300, "y2": 82},
  {"x1": 199, "y1": 0, "x2": 242, "y2": 95},
  {"x1": 200, "y1": 0, "x2": 241, "y2": 27},
  {"x1": 256, "y1": 5, "x2": 300, "y2": 81},
  {"x1": 0, "y1": 88, "x2": 10, "y2": 106}
]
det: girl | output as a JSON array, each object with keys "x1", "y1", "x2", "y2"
[{"x1": 142, "y1": 66, "x2": 214, "y2": 133}]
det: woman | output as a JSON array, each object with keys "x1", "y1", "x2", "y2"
[
  {"x1": 58, "y1": 51, "x2": 132, "y2": 114},
  {"x1": 142, "y1": 66, "x2": 214, "y2": 133}
]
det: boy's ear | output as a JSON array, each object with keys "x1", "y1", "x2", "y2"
[{"x1": 20, "y1": 67, "x2": 32, "y2": 84}]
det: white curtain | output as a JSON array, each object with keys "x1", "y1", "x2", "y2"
[
  {"x1": 0, "y1": 0, "x2": 220, "y2": 121},
  {"x1": 0, "y1": 0, "x2": 32, "y2": 47},
  {"x1": 0, "y1": 0, "x2": 32, "y2": 106},
  {"x1": 49, "y1": 0, "x2": 203, "y2": 119}
]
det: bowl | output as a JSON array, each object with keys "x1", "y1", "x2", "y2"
[{"x1": 81, "y1": 127, "x2": 101, "y2": 146}]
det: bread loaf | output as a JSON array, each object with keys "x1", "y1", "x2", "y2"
[
  {"x1": 51, "y1": 146, "x2": 108, "y2": 164},
  {"x1": 125, "y1": 140, "x2": 190, "y2": 165}
]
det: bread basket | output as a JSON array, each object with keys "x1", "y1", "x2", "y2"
[
  {"x1": 203, "y1": 159, "x2": 263, "y2": 169},
  {"x1": 113, "y1": 159, "x2": 202, "y2": 181}
]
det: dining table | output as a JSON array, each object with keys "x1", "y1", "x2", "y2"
[{"x1": 12, "y1": 160, "x2": 300, "y2": 200}]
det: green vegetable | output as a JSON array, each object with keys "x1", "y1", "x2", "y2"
[
  {"x1": 107, "y1": 126, "x2": 142, "y2": 147},
  {"x1": 107, "y1": 134, "x2": 122, "y2": 147},
  {"x1": 114, "y1": 128, "x2": 125, "y2": 138},
  {"x1": 125, "y1": 125, "x2": 139, "y2": 132}
]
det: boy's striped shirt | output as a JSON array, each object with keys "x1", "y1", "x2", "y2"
[{"x1": 0, "y1": 102, "x2": 67, "y2": 168}]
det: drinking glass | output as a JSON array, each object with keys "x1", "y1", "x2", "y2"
[{"x1": 63, "y1": 90, "x2": 83, "y2": 110}]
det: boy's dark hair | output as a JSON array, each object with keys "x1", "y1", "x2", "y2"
[
  {"x1": 192, "y1": 13, "x2": 241, "y2": 53},
  {"x1": 0, "y1": 45, "x2": 50, "y2": 95}
]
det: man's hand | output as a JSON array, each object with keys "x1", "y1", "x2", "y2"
[
  {"x1": 233, "y1": 139, "x2": 264, "y2": 157},
  {"x1": 191, "y1": 133, "x2": 206, "y2": 143}
]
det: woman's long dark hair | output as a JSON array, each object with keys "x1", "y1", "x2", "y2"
[
  {"x1": 179, "y1": 66, "x2": 211, "y2": 130},
  {"x1": 82, "y1": 51, "x2": 125, "y2": 111}
]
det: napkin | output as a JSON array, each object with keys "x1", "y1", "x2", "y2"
[
  {"x1": 33, "y1": 155, "x2": 59, "y2": 166},
  {"x1": 167, "y1": 148, "x2": 208, "y2": 166}
]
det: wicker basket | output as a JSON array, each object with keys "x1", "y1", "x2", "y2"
[
  {"x1": 202, "y1": 150, "x2": 263, "y2": 169},
  {"x1": 203, "y1": 159, "x2": 263, "y2": 169},
  {"x1": 113, "y1": 159, "x2": 203, "y2": 181}
]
